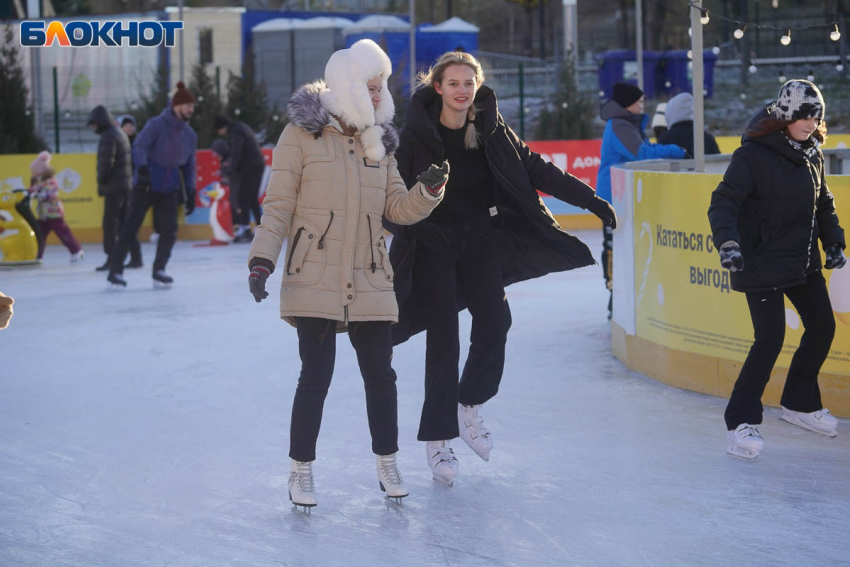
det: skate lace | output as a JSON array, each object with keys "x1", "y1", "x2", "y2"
[
  {"x1": 292, "y1": 462, "x2": 314, "y2": 493},
  {"x1": 378, "y1": 455, "x2": 403, "y2": 485},
  {"x1": 815, "y1": 409, "x2": 831, "y2": 419}
]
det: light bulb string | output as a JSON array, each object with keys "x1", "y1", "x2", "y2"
[{"x1": 688, "y1": 2, "x2": 849, "y2": 33}]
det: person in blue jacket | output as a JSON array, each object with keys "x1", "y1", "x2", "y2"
[
  {"x1": 107, "y1": 82, "x2": 198, "y2": 288},
  {"x1": 596, "y1": 82, "x2": 687, "y2": 318}
]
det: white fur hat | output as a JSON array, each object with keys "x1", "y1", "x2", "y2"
[{"x1": 320, "y1": 39, "x2": 394, "y2": 161}]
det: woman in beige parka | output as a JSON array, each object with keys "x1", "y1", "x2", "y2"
[{"x1": 246, "y1": 40, "x2": 448, "y2": 511}]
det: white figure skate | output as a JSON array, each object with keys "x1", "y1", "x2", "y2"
[
  {"x1": 288, "y1": 459, "x2": 317, "y2": 513},
  {"x1": 426, "y1": 440, "x2": 459, "y2": 487},
  {"x1": 779, "y1": 407, "x2": 838, "y2": 438},
  {"x1": 458, "y1": 403, "x2": 494, "y2": 461},
  {"x1": 726, "y1": 424, "x2": 764, "y2": 460},
  {"x1": 376, "y1": 453, "x2": 408, "y2": 504}
]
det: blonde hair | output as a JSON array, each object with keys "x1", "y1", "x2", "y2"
[{"x1": 417, "y1": 51, "x2": 486, "y2": 149}]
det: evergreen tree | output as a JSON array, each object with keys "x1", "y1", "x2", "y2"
[
  {"x1": 225, "y1": 47, "x2": 269, "y2": 132},
  {"x1": 535, "y1": 53, "x2": 597, "y2": 141},
  {"x1": 132, "y1": 61, "x2": 170, "y2": 134},
  {"x1": 188, "y1": 62, "x2": 222, "y2": 149},
  {"x1": 0, "y1": 25, "x2": 46, "y2": 154}
]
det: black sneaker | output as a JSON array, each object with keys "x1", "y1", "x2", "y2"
[{"x1": 107, "y1": 272, "x2": 127, "y2": 287}]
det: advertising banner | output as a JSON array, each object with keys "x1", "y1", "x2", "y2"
[{"x1": 632, "y1": 171, "x2": 850, "y2": 376}]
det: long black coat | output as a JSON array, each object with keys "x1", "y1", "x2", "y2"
[
  {"x1": 227, "y1": 120, "x2": 266, "y2": 189},
  {"x1": 708, "y1": 107, "x2": 845, "y2": 292},
  {"x1": 388, "y1": 86, "x2": 598, "y2": 345},
  {"x1": 88, "y1": 105, "x2": 133, "y2": 196}
]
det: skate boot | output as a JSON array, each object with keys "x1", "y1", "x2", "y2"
[
  {"x1": 152, "y1": 269, "x2": 173, "y2": 289},
  {"x1": 288, "y1": 459, "x2": 316, "y2": 513},
  {"x1": 95, "y1": 260, "x2": 110, "y2": 272},
  {"x1": 70, "y1": 250, "x2": 84, "y2": 264},
  {"x1": 458, "y1": 403, "x2": 494, "y2": 461},
  {"x1": 726, "y1": 424, "x2": 764, "y2": 460},
  {"x1": 376, "y1": 453, "x2": 408, "y2": 504},
  {"x1": 779, "y1": 407, "x2": 838, "y2": 438},
  {"x1": 107, "y1": 272, "x2": 127, "y2": 288},
  {"x1": 426, "y1": 440, "x2": 459, "y2": 487}
]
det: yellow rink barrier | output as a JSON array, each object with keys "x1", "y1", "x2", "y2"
[
  {"x1": 611, "y1": 166, "x2": 850, "y2": 417},
  {"x1": 0, "y1": 153, "x2": 211, "y2": 245}
]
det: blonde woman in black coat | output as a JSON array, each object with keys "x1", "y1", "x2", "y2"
[
  {"x1": 709, "y1": 80, "x2": 845, "y2": 460},
  {"x1": 388, "y1": 51, "x2": 616, "y2": 486}
]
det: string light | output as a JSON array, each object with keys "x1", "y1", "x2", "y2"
[
  {"x1": 748, "y1": 64, "x2": 758, "y2": 74},
  {"x1": 689, "y1": 3, "x2": 848, "y2": 45},
  {"x1": 837, "y1": 64, "x2": 845, "y2": 72},
  {"x1": 778, "y1": 71, "x2": 786, "y2": 82},
  {"x1": 807, "y1": 70, "x2": 815, "y2": 81}
]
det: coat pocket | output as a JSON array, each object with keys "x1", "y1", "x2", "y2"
[
  {"x1": 363, "y1": 215, "x2": 395, "y2": 291},
  {"x1": 283, "y1": 218, "x2": 324, "y2": 286}
]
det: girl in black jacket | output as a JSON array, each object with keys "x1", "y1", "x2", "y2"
[
  {"x1": 708, "y1": 80, "x2": 846, "y2": 460},
  {"x1": 388, "y1": 51, "x2": 616, "y2": 486}
]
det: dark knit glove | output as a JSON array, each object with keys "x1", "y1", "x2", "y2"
[
  {"x1": 417, "y1": 160, "x2": 450, "y2": 194},
  {"x1": 586, "y1": 196, "x2": 618, "y2": 229},
  {"x1": 248, "y1": 258, "x2": 274, "y2": 303},
  {"x1": 824, "y1": 244, "x2": 846, "y2": 270},
  {"x1": 135, "y1": 165, "x2": 150, "y2": 193},
  {"x1": 719, "y1": 241, "x2": 744, "y2": 272}
]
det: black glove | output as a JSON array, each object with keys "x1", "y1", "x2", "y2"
[
  {"x1": 185, "y1": 189, "x2": 196, "y2": 216},
  {"x1": 134, "y1": 165, "x2": 151, "y2": 193},
  {"x1": 719, "y1": 241, "x2": 744, "y2": 272},
  {"x1": 416, "y1": 160, "x2": 450, "y2": 194},
  {"x1": 248, "y1": 258, "x2": 274, "y2": 303},
  {"x1": 824, "y1": 243, "x2": 846, "y2": 270},
  {"x1": 586, "y1": 196, "x2": 618, "y2": 229}
]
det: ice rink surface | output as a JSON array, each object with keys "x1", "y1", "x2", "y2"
[{"x1": 1, "y1": 231, "x2": 848, "y2": 567}]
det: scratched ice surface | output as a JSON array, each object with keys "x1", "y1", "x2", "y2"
[{"x1": 1, "y1": 232, "x2": 848, "y2": 567}]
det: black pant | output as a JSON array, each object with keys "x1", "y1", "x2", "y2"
[
  {"x1": 415, "y1": 220, "x2": 512, "y2": 442},
  {"x1": 110, "y1": 190, "x2": 178, "y2": 275},
  {"x1": 289, "y1": 317, "x2": 399, "y2": 462},
  {"x1": 601, "y1": 226, "x2": 613, "y2": 314},
  {"x1": 237, "y1": 165, "x2": 264, "y2": 226},
  {"x1": 725, "y1": 271, "x2": 836, "y2": 430},
  {"x1": 102, "y1": 192, "x2": 141, "y2": 263}
]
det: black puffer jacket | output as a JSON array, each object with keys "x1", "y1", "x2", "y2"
[
  {"x1": 658, "y1": 121, "x2": 721, "y2": 156},
  {"x1": 388, "y1": 85, "x2": 598, "y2": 345},
  {"x1": 708, "y1": 107, "x2": 845, "y2": 292},
  {"x1": 88, "y1": 105, "x2": 133, "y2": 196}
]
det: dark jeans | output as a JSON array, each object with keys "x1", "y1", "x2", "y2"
[
  {"x1": 102, "y1": 192, "x2": 141, "y2": 263},
  {"x1": 289, "y1": 317, "x2": 399, "y2": 462},
  {"x1": 238, "y1": 166, "x2": 264, "y2": 226},
  {"x1": 110, "y1": 190, "x2": 178, "y2": 275},
  {"x1": 415, "y1": 219, "x2": 512, "y2": 442},
  {"x1": 725, "y1": 271, "x2": 836, "y2": 430},
  {"x1": 37, "y1": 218, "x2": 81, "y2": 257}
]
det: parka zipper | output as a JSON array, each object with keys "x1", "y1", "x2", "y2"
[
  {"x1": 286, "y1": 227, "x2": 305, "y2": 275},
  {"x1": 317, "y1": 211, "x2": 334, "y2": 250},
  {"x1": 802, "y1": 158, "x2": 819, "y2": 276},
  {"x1": 367, "y1": 214, "x2": 377, "y2": 273}
]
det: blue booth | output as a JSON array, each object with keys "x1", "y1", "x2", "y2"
[
  {"x1": 596, "y1": 49, "x2": 663, "y2": 100},
  {"x1": 663, "y1": 49, "x2": 718, "y2": 98}
]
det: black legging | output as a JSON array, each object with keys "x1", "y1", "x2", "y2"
[{"x1": 725, "y1": 271, "x2": 836, "y2": 430}]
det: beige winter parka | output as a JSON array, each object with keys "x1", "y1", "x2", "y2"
[{"x1": 249, "y1": 86, "x2": 443, "y2": 330}]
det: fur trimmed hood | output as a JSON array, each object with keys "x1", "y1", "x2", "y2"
[{"x1": 285, "y1": 39, "x2": 397, "y2": 161}]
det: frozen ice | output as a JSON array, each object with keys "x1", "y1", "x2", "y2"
[{"x1": 0, "y1": 231, "x2": 848, "y2": 567}]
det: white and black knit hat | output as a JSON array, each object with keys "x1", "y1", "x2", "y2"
[{"x1": 772, "y1": 80, "x2": 825, "y2": 122}]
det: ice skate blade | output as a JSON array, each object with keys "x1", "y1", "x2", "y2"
[
  {"x1": 106, "y1": 283, "x2": 126, "y2": 290},
  {"x1": 779, "y1": 415, "x2": 837, "y2": 438},
  {"x1": 726, "y1": 446, "x2": 759, "y2": 460},
  {"x1": 152, "y1": 280, "x2": 172, "y2": 290},
  {"x1": 431, "y1": 475, "x2": 455, "y2": 487},
  {"x1": 288, "y1": 490, "x2": 316, "y2": 514},
  {"x1": 379, "y1": 481, "x2": 409, "y2": 502}
]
